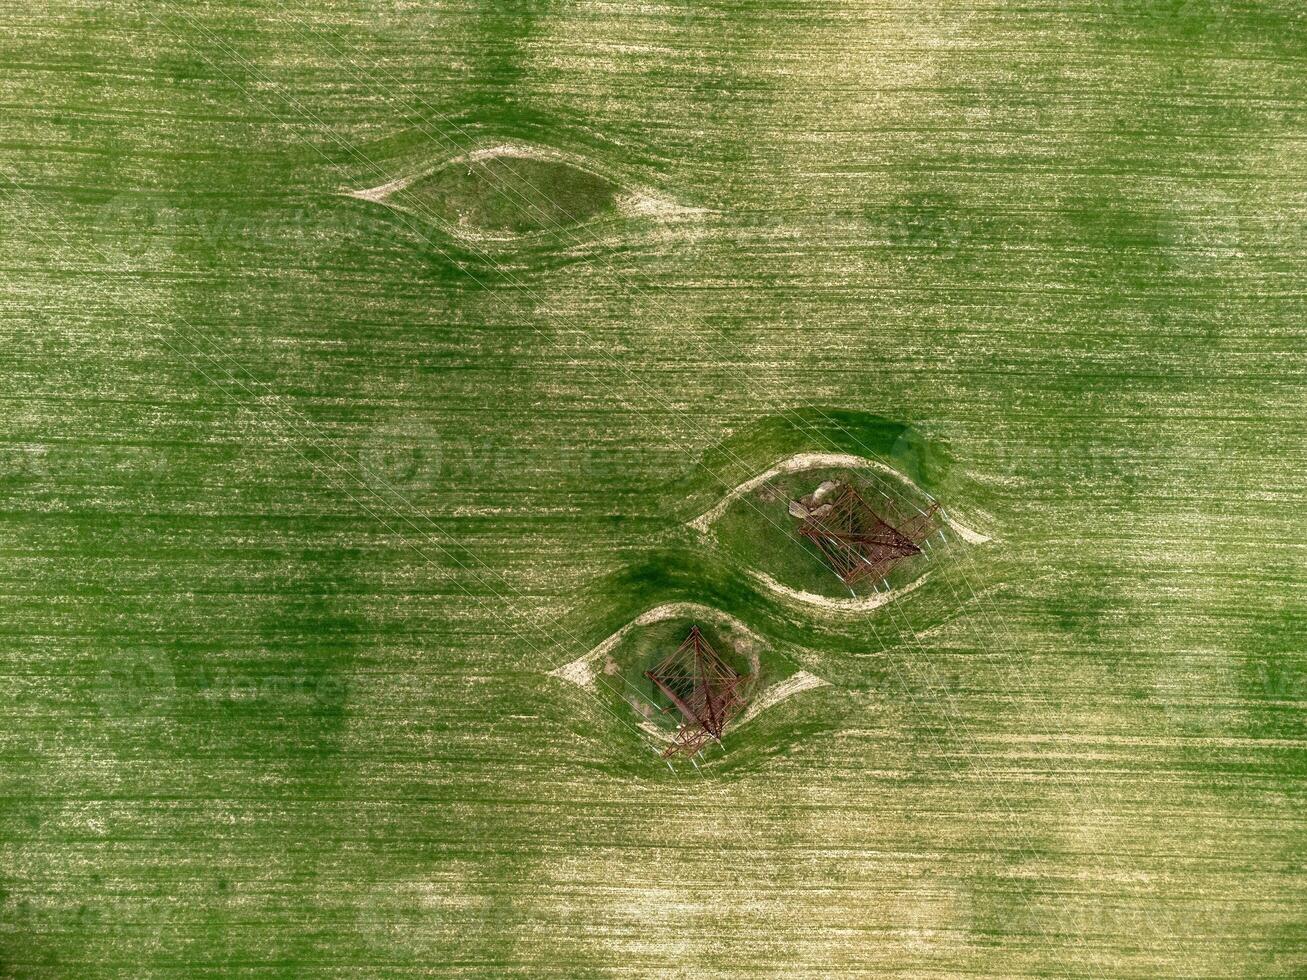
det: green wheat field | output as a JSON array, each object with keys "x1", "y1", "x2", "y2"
[{"x1": 2, "y1": 1, "x2": 1304, "y2": 976}]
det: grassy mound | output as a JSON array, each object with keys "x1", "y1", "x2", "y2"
[
  {"x1": 587, "y1": 611, "x2": 801, "y2": 746},
  {"x1": 711, "y1": 466, "x2": 950, "y2": 599},
  {"x1": 391, "y1": 153, "x2": 620, "y2": 236}
]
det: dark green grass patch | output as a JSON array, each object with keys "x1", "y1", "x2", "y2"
[
  {"x1": 391, "y1": 154, "x2": 622, "y2": 237},
  {"x1": 710, "y1": 465, "x2": 947, "y2": 599}
]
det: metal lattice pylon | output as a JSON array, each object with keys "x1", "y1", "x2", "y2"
[
  {"x1": 798, "y1": 483, "x2": 939, "y2": 586},
  {"x1": 645, "y1": 626, "x2": 747, "y2": 759}
]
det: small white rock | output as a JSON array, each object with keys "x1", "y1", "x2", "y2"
[{"x1": 812, "y1": 480, "x2": 840, "y2": 502}]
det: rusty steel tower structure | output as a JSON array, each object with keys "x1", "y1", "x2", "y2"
[
  {"x1": 645, "y1": 626, "x2": 747, "y2": 759},
  {"x1": 798, "y1": 483, "x2": 940, "y2": 586}
]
